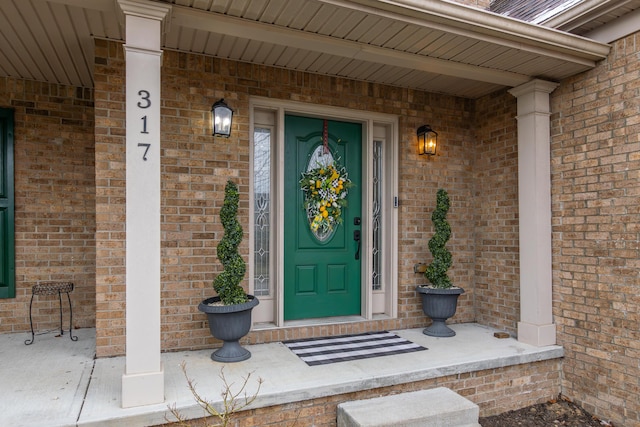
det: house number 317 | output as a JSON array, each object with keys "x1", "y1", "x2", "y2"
[{"x1": 137, "y1": 89, "x2": 151, "y2": 161}]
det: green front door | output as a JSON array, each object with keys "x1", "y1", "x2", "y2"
[
  {"x1": 0, "y1": 109, "x2": 15, "y2": 298},
  {"x1": 284, "y1": 115, "x2": 362, "y2": 320}
]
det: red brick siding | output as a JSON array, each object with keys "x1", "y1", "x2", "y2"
[
  {"x1": 94, "y1": 40, "x2": 480, "y2": 357},
  {"x1": 474, "y1": 89, "x2": 520, "y2": 334},
  {"x1": 94, "y1": 40, "x2": 127, "y2": 357},
  {"x1": 0, "y1": 77, "x2": 95, "y2": 334},
  {"x1": 162, "y1": 359, "x2": 560, "y2": 426},
  {"x1": 0, "y1": 23, "x2": 637, "y2": 427},
  {"x1": 551, "y1": 31, "x2": 640, "y2": 427}
]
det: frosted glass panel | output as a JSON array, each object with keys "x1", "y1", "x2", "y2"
[
  {"x1": 372, "y1": 140, "x2": 382, "y2": 291},
  {"x1": 254, "y1": 127, "x2": 271, "y2": 296}
]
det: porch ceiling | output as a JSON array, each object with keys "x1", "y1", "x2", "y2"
[{"x1": 0, "y1": 0, "x2": 615, "y2": 99}]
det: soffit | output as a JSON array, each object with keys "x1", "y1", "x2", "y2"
[
  {"x1": 0, "y1": 0, "x2": 610, "y2": 99},
  {"x1": 567, "y1": 0, "x2": 640, "y2": 34}
]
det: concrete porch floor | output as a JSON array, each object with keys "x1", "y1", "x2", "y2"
[{"x1": 0, "y1": 323, "x2": 563, "y2": 427}]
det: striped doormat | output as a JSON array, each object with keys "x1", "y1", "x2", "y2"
[{"x1": 283, "y1": 331, "x2": 427, "y2": 366}]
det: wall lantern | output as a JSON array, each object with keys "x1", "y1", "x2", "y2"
[
  {"x1": 211, "y1": 98, "x2": 233, "y2": 137},
  {"x1": 417, "y1": 124, "x2": 438, "y2": 156}
]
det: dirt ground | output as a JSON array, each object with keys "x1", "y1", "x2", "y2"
[{"x1": 479, "y1": 395, "x2": 612, "y2": 427}]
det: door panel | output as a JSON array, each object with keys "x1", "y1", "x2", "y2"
[
  {"x1": 0, "y1": 109, "x2": 15, "y2": 299},
  {"x1": 284, "y1": 115, "x2": 361, "y2": 320}
]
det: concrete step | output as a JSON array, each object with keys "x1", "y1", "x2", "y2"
[{"x1": 337, "y1": 387, "x2": 480, "y2": 427}]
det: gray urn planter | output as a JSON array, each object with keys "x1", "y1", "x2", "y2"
[
  {"x1": 198, "y1": 295, "x2": 259, "y2": 362},
  {"x1": 416, "y1": 286, "x2": 464, "y2": 337}
]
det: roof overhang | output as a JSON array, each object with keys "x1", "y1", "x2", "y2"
[{"x1": 0, "y1": 0, "x2": 612, "y2": 98}]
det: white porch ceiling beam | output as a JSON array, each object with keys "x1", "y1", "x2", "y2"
[{"x1": 170, "y1": 5, "x2": 531, "y2": 87}]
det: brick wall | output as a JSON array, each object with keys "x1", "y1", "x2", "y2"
[
  {"x1": 0, "y1": 77, "x2": 96, "y2": 334},
  {"x1": 550, "y1": 31, "x2": 640, "y2": 427},
  {"x1": 1, "y1": 21, "x2": 637, "y2": 427},
  {"x1": 474, "y1": 89, "x2": 520, "y2": 334},
  {"x1": 94, "y1": 40, "x2": 127, "y2": 356},
  {"x1": 94, "y1": 39, "x2": 482, "y2": 357},
  {"x1": 162, "y1": 358, "x2": 560, "y2": 426},
  {"x1": 397, "y1": 92, "x2": 477, "y2": 329}
]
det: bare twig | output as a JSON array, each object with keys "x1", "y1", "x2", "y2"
[{"x1": 166, "y1": 361, "x2": 263, "y2": 427}]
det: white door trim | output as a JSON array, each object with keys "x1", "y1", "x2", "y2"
[{"x1": 249, "y1": 97, "x2": 399, "y2": 327}]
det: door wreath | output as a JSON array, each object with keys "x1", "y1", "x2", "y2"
[{"x1": 299, "y1": 161, "x2": 352, "y2": 235}]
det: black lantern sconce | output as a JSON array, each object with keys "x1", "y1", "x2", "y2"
[
  {"x1": 417, "y1": 124, "x2": 438, "y2": 156},
  {"x1": 211, "y1": 99, "x2": 233, "y2": 137}
]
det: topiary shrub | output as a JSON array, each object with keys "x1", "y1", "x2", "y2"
[
  {"x1": 424, "y1": 189, "x2": 453, "y2": 288},
  {"x1": 212, "y1": 180, "x2": 248, "y2": 305}
]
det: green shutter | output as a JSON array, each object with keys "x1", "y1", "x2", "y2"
[{"x1": 0, "y1": 109, "x2": 15, "y2": 298}]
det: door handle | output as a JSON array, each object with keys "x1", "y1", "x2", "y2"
[{"x1": 353, "y1": 230, "x2": 361, "y2": 260}]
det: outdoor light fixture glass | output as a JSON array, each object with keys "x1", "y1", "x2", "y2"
[
  {"x1": 211, "y1": 99, "x2": 233, "y2": 137},
  {"x1": 417, "y1": 124, "x2": 438, "y2": 156}
]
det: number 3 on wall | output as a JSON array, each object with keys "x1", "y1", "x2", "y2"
[
  {"x1": 137, "y1": 90, "x2": 151, "y2": 109},
  {"x1": 137, "y1": 90, "x2": 152, "y2": 161}
]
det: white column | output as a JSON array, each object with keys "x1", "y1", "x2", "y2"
[
  {"x1": 508, "y1": 79, "x2": 559, "y2": 347},
  {"x1": 118, "y1": 0, "x2": 170, "y2": 408}
]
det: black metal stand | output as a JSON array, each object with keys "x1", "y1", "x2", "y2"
[{"x1": 25, "y1": 282, "x2": 78, "y2": 345}]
